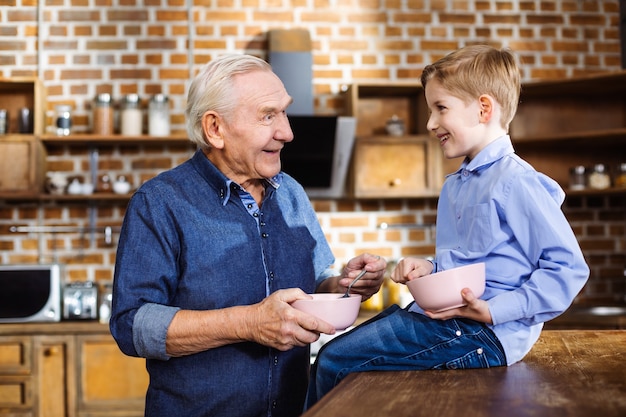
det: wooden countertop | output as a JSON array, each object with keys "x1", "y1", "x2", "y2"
[
  {"x1": 302, "y1": 330, "x2": 626, "y2": 417},
  {"x1": 0, "y1": 320, "x2": 110, "y2": 336}
]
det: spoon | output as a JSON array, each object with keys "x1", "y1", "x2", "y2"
[{"x1": 341, "y1": 269, "x2": 367, "y2": 298}]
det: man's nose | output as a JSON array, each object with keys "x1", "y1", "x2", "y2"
[{"x1": 279, "y1": 115, "x2": 294, "y2": 142}]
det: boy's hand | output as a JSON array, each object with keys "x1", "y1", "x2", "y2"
[{"x1": 424, "y1": 288, "x2": 493, "y2": 324}]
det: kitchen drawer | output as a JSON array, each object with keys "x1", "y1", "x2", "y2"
[
  {"x1": 351, "y1": 135, "x2": 443, "y2": 198},
  {"x1": 0, "y1": 375, "x2": 33, "y2": 410},
  {"x1": 0, "y1": 336, "x2": 32, "y2": 375}
]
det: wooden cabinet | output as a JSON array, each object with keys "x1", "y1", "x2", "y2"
[
  {"x1": 344, "y1": 83, "x2": 457, "y2": 198},
  {"x1": 0, "y1": 336, "x2": 34, "y2": 415},
  {"x1": 510, "y1": 71, "x2": 626, "y2": 194},
  {"x1": 345, "y1": 72, "x2": 626, "y2": 198},
  {"x1": 0, "y1": 77, "x2": 46, "y2": 136},
  {"x1": 76, "y1": 334, "x2": 148, "y2": 416},
  {"x1": 0, "y1": 323, "x2": 149, "y2": 417},
  {"x1": 0, "y1": 78, "x2": 48, "y2": 199},
  {"x1": 0, "y1": 136, "x2": 46, "y2": 197},
  {"x1": 351, "y1": 136, "x2": 442, "y2": 198}
]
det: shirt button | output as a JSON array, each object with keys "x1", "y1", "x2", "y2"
[
  {"x1": 463, "y1": 170, "x2": 469, "y2": 176},
  {"x1": 247, "y1": 203, "x2": 253, "y2": 209},
  {"x1": 455, "y1": 330, "x2": 462, "y2": 336},
  {"x1": 261, "y1": 233, "x2": 268, "y2": 238},
  {"x1": 477, "y1": 348, "x2": 484, "y2": 355},
  {"x1": 260, "y1": 221, "x2": 266, "y2": 227},
  {"x1": 274, "y1": 356, "x2": 278, "y2": 365},
  {"x1": 272, "y1": 400, "x2": 277, "y2": 408}
]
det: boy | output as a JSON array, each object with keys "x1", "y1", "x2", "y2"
[{"x1": 305, "y1": 45, "x2": 589, "y2": 407}]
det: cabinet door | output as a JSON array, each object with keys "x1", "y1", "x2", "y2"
[
  {"x1": 352, "y1": 136, "x2": 443, "y2": 198},
  {"x1": 0, "y1": 137, "x2": 46, "y2": 196},
  {"x1": 75, "y1": 334, "x2": 148, "y2": 416},
  {"x1": 34, "y1": 336, "x2": 72, "y2": 417}
]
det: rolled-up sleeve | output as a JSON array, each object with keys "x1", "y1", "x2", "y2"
[{"x1": 133, "y1": 303, "x2": 180, "y2": 360}]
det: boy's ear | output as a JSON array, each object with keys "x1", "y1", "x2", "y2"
[
  {"x1": 478, "y1": 94, "x2": 494, "y2": 123},
  {"x1": 202, "y1": 112, "x2": 225, "y2": 149}
]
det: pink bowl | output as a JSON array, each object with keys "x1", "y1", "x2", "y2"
[
  {"x1": 406, "y1": 263, "x2": 486, "y2": 312},
  {"x1": 291, "y1": 293, "x2": 362, "y2": 330}
]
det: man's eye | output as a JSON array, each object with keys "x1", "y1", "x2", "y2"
[{"x1": 263, "y1": 114, "x2": 274, "y2": 122}]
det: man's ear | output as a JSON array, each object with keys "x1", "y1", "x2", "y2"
[
  {"x1": 478, "y1": 95, "x2": 494, "y2": 123},
  {"x1": 202, "y1": 112, "x2": 225, "y2": 149}
]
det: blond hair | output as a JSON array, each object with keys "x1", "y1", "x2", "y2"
[{"x1": 421, "y1": 45, "x2": 521, "y2": 130}]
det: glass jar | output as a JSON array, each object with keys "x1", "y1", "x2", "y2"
[
  {"x1": 588, "y1": 164, "x2": 611, "y2": 190},
  {"x1": 55, "y1": 105, "x2": 72, "y2": 136},
  {"x1": 148, "y1": 94, "x2": 170, "y2": 137},
  {"x1": 120, "y1": 94, "x2": 143, "y2": 136},
  {"x1": 615, "y1": 163, "x2": 626, "y2": 188},
  {"x1": 385, "y1": 115, "x2": 405, "y2": 136},
  {"x1": 93, "y1": 93, "x2": 114, "y2": 135},
  {"x1": 569, "y1": 165, "x2": 586, "y2": 190},
  {"x1": 0, "y1": 109, "x2": 7, "y2": 135}
]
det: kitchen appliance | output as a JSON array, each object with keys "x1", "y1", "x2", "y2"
[
  {"x1": 63, "y1": 281, "x2": 98, "y2": 320},
  {"x1": 281, "y1": 115, "x2": 356, "y2": 198},
  {"x1": 0, "y1": 264, "x2": 62, "y2": 323}
]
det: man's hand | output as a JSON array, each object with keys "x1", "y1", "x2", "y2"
[
  {"x1": 335, "y1": 253, "x2": 387, "y2": 301},
  {"x1": 245, "y1": 288, "x2": 337, "y2": 351}
]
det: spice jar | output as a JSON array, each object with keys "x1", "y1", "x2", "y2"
[
  {"x1": 120, "y1": 94, "x2": 143, "y2": 136},
  {"x1": 93, "y1": 93, "x2": 114, "y2": 135},
  {"x1": 588, "y1": 164, "x2": 611, "y2": 190},
  {"x1": 148, "y1": 94, "x2": 170, "y2": 137},
  {"x1": 55, "y1": 105, "x2": 72, "y2": 136},
  {"x1": 615, "y1": 163, "x2": 626, "y2": 188}
]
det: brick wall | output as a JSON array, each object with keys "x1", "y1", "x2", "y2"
[{"x1": 0, "y1": 0, "x2": 625, "y2": 304}]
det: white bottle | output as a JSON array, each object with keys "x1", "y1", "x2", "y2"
[{"x1": 148, "y1": 94, "x2": 170, "y2": 137}]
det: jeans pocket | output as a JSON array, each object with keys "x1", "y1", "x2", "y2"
[{"x1": 441, "y1": 347, "x2": 491, "y2": 370}]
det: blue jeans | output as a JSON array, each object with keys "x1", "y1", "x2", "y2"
[{"x1": 305, "y1": 304, "x2": 507, "y2": 409}]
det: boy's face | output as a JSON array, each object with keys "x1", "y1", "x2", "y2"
[{"x1": 424, "y1": 79, "x2": 490, "y2": 161}]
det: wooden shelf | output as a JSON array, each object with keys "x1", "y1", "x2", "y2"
[
  {"x1": 513, "y1": 127, "x2": 626, "y2": 145},
  {"x1": 39, "y1": 132, "x2": 192, "y2": 146},
  {"x1": 565, "y1": 187, "x2": 626, "y2": 196},
  {"x1": 0, "y1": 193, "x2": 134, "y2": 203}
]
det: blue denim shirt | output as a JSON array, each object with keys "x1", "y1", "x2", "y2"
[
  {"x1": 110, "y1": 150, "x2": 336, "y2": 417},
  {"x1": 410, "y1": 135, "x2": 589, "y2": 365}
]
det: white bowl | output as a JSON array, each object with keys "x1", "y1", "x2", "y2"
[
  {"x1": 112, "y1": 181, "x2": 131, "y2": 194},
  {"x1": 291, "y1": 293, "x2": 362, "y2": 330},
  {"x1": 406, "y1": 263, "x2": 486, "y2": 312}
]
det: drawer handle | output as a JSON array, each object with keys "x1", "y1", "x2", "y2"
[
  {"x1": 44, "y1": 347, "x2": 60, "y2": 356},
  {"x1": 389, "y1": 178, "x2": 402, "y2": 187}
]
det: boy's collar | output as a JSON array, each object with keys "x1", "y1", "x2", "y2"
[{"x1": 461, "y1": 135, "x2": 514, "y2": 171}]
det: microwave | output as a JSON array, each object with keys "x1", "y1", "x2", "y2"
[{"x1": 0, "y1": 264, "x2": 62, "y2": 323}]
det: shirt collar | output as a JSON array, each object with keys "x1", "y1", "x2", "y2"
[
  {"x1": 190, "y1": 150, "x2": 283, "y2": 206},
  {"x1": 458, "y1": 135, "x2": 515, "y2": 173}
]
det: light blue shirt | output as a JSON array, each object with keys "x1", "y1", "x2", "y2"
[{"x1": 409, "y1": 135, "x2": 589, "y2": 365}]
